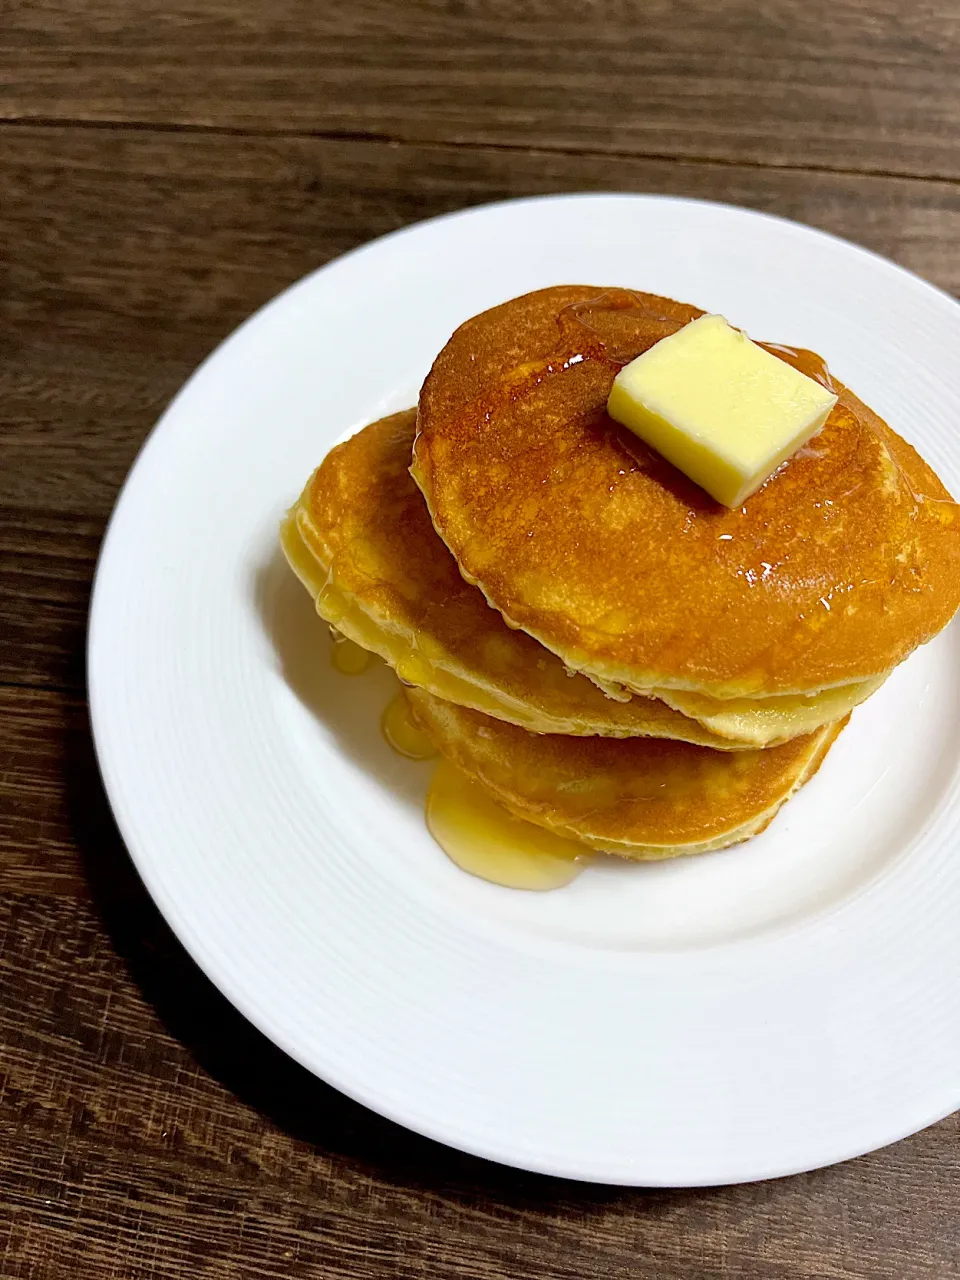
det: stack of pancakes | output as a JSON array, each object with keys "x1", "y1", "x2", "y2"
[{"x1": 282, "y1": 287, "x2": 960, "y2": 861}]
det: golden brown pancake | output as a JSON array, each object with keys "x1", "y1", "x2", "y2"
[
  {"x1": 406, "y1": 686, "x2": 846, "y2": 860},
  {"x1": 282, "y1": 410, "x2": 750, "y2": 747},
  {"x1": 654, "y1": 677, "x2": 885, "y2": 746},
  {"x1": 413, "y1": 286, "x2": 960, "y2": 705}
]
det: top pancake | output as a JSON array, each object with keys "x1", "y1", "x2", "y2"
[{"x1": 413, "y1": 286, "x2": 960, "y2": 698}]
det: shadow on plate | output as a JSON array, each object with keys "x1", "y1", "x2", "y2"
[
  {"x1": 251, "y1": 545, "x2": 425, "y2": 811},
  {"x1": 66, "y1": 711, "x2": 630, "y2": 1210},
  {"x1": 69, "y1": 545, "x2": 632, "y2": 1208}
]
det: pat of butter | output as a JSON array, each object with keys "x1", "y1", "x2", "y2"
[{"x1": 606, "y1": 314, "x2": 838, "y2": 507}]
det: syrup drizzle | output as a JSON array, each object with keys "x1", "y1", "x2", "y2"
[
  {"x1": 330, "y1": 635, "x2": 372, "y2": 675},
  {"x1": 381, "y1": 693, "x2": 438, "y2": 760},
  {"x1": 327, "y1": 649, "x2": 589, "y2": 891},
  {"x1": 425, "y1": 760, "x2": 590, "y2": 891}
]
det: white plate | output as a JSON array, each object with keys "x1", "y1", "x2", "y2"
[{"x1": 89, "y1": 194, "x2": 960, "y2": 1186}]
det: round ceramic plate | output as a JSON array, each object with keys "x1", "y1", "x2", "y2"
[{"x1": 89, "y1": 194, "x2": 960, "y2": 1186}]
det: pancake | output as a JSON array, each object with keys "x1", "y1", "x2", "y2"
[
  {"x1": 406, "y1": 686, "x2": 846, "y2": 860},
  {"x1": 656, "y1": 677, "x2": 885, "y2": 746},
  {"x1": 282, "y1": 410, "x2": 750, "y2": 748},
  {"x1": 413, "y1": 286, "x2": 960, "y2": 712}
]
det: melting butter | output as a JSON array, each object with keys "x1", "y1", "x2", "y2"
[
  {"x1": 331, "y1": 636, "x2": 372, "y2": 675},
  {"x1": 381, "y1": 694, "x2": 438, "y2": 760},
  {"x1": 607, "y1": 314, "x2": 837, "y2": 508},
  {"x1": 426, "y1": 760, "x2": 590, "y2": 890}
]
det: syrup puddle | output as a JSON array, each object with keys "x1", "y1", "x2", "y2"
[
  {"x1": 330, "y1": 646, "x2": 589, "y2": 890},
  {"x1": 425, "y1": 760, "x2": 590, "y2": 891},
  {"x1": 381, "y1": 693, "x2": 438, "y2": 760},
  {"x1": 330, "y1": 635, "x2": 372, "y2": 675}
]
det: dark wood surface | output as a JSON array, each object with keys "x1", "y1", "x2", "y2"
[{"x1": 1, "y1": 2, "x2": 959, "y2": 1275}]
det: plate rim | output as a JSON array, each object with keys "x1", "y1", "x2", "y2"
[{"x1": 88, "y1": 191, "x2": 960, "y2": 1186}]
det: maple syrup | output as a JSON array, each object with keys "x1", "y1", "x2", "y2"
[
  {"x1": 328, "y1": 635, "x2": 588, "y2": 891},
  {"x1": 380, "y1": 693, "x2": 437, "y2": 760},
  {"x1": 330, "y1": 635, "x2": 372, "y2": 675},
  {"x1": 425, "y1": 760, "x2": 590, "y2": 891},
  {"x1": 758, "y1": 341, "x2": 838, "y2": 393}
]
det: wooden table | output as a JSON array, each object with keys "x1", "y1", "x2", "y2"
[{"x1": 2, "y1": 2, "x2": 959, "y2": 1275}]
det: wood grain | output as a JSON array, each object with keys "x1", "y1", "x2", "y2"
[
  {"x1": 2, "y1": 0, "x2": 960, "y2": 180},
  {"x1": 2, "y1": 2, "x2": 960, "y2": 1272},
  {"x1": 2, "y1": 125, "x2": 958, "y2": 699},
  {"x1": 2, "y1": 686, "x2": 960, "y2": 1278},
  {"x1": 3, "y1": 128, "x2": 960, "y2": 508},
  {"x1": 0, "y1": 510, "x2": 102, "y2": 690}
]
